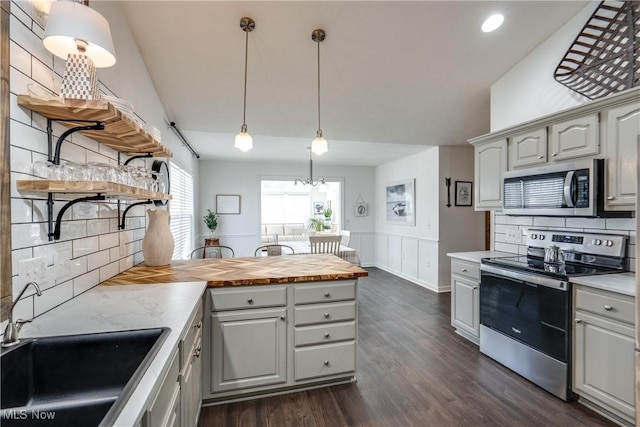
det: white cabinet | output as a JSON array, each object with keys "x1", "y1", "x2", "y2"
[
  {"x1": 509, "y1": 128, "x2": 547, "y2": 169},
  {"x1": 203, "y1": 281, "x2": 358, "y2": 403},
  {"x1": 473, "y1": 138, "x2": 507, "y2": 210},
  {"x1": 604, "y1": 102, "x2": 640, "y2": 210},
  {"x1": 549, "y1": 113, "x2": 599, "y2": 161},
  {"x1": 180, "y1": 302, "x2": 203, "y2": 427},
  {"x1": 573, "y1": 285, "x2": 636, "y2": 425},
  {"x1": 450, "y1": 258, "x2": 480, "y2": 345},
  {"x1": 142, "y1": 351, "x2": 181, "y2": 427}
]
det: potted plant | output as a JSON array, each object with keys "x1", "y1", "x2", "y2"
[
  {"x1": 323, "y1": 207, "x2": 333, "y2": 221},
  {"x1": 309, "y1": 217, "x2": 324, "y2": 232},
  {"x1": 203, "y1": 209, "x2": 218, "y2": 236}
]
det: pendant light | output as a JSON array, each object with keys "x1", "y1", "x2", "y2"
[
  {"x1": 235, "y1": 17, "x2": 255, "y2": 152},
  {"x1": 311, "y1": 29, "x2": 328, "y2": 155}
]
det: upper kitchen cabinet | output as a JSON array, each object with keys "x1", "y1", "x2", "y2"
[
  {"x1": 472, "y1": 138, "x2": 507, "y2": 210},
  {"x1": 549, "y1": 113, "x2": 599, "y2": 162},
  {"x1": 509, "y1": 128, "x2": 547, "y2": 169},
  {"x1": 603, "y1": 102, "x2": 640, "y2": 210}
]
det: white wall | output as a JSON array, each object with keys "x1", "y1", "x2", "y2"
[
  {"x1": 374, "y1": 146, "x2": 485, "y2": 291},
  {"x1": 8, "y1": 1, "x2": 194, "y2": 321},
  {"x1": 490, "y1": 2, "x2": 598, "y2": 131},
  {"x1": 197, "y1": 159, "x2": 376, "y2": 262}
]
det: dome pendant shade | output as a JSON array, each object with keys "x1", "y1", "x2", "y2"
[
  {"x1": 235, "y1": 17, "x2": 255, "y2": 152},
  {"x1": 311, "y1": 133, "x2": 328, "y2": 155}
]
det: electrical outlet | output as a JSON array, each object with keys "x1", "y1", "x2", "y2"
[
  {"x1": 54, "y1": 250, "x2": 72, "y2": 282},
  {"x1": 18, "y1": 256, "x2": 48, "y2": 288},
  {"x1": 505, "y1": 226, "x2": 522, "y2": 244}
]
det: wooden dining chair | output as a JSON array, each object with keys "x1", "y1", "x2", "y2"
[
  {"x1": 339, "y1": 230, "x2": 351, "y2": 246},
  {"x1": 190, "y1": 245, "x2": 235, "y2": 259},
  {"x1": 309, "y1": 235, "x2": 342, "y2": 256},
  {"x1": 254, "y1": 244, "x2": 295, "y2": 256}
]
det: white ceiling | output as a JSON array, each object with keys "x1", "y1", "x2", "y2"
[{"x1": 120, "y1": 1, "x2": 588, "y2": 166}]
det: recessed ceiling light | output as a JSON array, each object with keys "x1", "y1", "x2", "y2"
[{"x1": 482, "y1": 14, "x2": 504, "y2": 33}]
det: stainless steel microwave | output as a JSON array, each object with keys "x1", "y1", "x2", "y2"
[{"x1": 502, "y1": 159, "x2": 604, "y2": 217}]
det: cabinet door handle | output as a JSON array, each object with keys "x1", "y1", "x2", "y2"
[
  {"x1": 323, "y1": 312, "x2": 330, "y2": 319},
  {"x1": 606, "y1": 196, "x2": 615, "y2": 201},
  {"x1": 323, "y1": 360, "x2": 330, "y2": 367},
  {"x1": 472, "y1": 286, "x2": 478, "y2": 290},
  {"x1": 195, "y1": 321, "x2": 202, "y2": 329},
  {"x1": 324, "y1": 292, "x2": 331, "y2": 298},
  {"x1": 575, "y1": 318, "x2": 582, "y2": 323},
  {"x1": 552, "y1": 152, "x2": 557, "y2": 157},
  {"x1": 461, "y1": 268, "x2": 467, "y2": 272},
  {"x1": 247, "y1": 298, "x2": 254, "y2": 304},
  {"x1": 604, "y1": 305, "x2": 613, "y2": 311},
  {"x1": 324, "y1": 332, "x2": 330, "y2": 338},
  {"x1": 280, "y1": 315, "x2": 286, "y2": 321},
  {"x1": 537, "y1": 155, "x2": 543, "y2": 159},
  {"x1": 194, "y1": 345, "x2": 202, "y2": 358}
]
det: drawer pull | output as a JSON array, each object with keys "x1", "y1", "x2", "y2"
[
  {"x1": 323, "y1": 360, "x2": 330, "y2": 367},
  {"x1": 461, "y1": 268, "x2": 467, "y2": 272},
  {"x1": 472, "y1": 286, "x2": 478, "y2": 290},
  {"x1": 323, "y1": 312, "x2": 330, "y2": 319},
  {"x1": 247, "y1": 298, "x2": 254, "y2": 304},
  {"x1": 575, "y1": 318, "x2": 582, "y2": 324},
  {"x1": 280, "y1": 315, "x2": 286, "y2": 321},
  {"x1": 552, "y1": 152, "x2": 557, "y2": 157},
  {"x1": 607, "y1": 196, "x2": 615, "y2": 201},
  {"x1": 537, "y1": 155, "x2": 543, "y2": 159},
  {"x1": 604, "y1": 305, "x2": 613, "y2": 311},
  {"x1": 324, "y1": 332, "x2": 330, "y2": 338},
  {"x1": 195, "y1": 321, "x2": 202, "y2": 329},
  {"x1": 324, "y1": 292, "x2": 331, "y2": 298},
  {"x1": 194, "y1": 345, "x2": 202, "y2": 358}
]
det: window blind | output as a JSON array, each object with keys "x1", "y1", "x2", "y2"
[{"x1": 169, "y1": 162, "x2": 194, "y2": 260}]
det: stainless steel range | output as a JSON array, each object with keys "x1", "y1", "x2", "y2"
[{"x1": 480, "y1": 228, "x2": 628, "y2": 400}]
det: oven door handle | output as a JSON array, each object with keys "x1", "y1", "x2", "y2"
[{"x1": 480, "y1": 264, "x2": 568, "y2": 290}]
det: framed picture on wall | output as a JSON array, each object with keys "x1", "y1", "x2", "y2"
[
  {"x1": 455, "y1": 181, "x2": 473, "y2": 207},
  {"x1": 385, "y1": 179, "x2": 415, "y2": 225},
  {"x1": 216, "y1": 194, "x2": 241, "y2": 214},
  {"x1": 313, "y1": 202, "x2": 325, "y2": 215}
]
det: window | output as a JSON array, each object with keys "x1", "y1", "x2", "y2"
[{"x1": 169, "y1": 162, "x2": 194, "y2": 259}]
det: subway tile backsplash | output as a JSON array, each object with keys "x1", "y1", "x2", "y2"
[
  {"x1": 493, "y1": 213, "x2": 636, "y2": 272},
  {"x1": 7, "y1": 1, "x2": 146, "y2": 320}
]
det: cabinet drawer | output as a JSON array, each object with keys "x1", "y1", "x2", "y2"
[
  {"x1": 180, "y1": 301, "x2": 203, "y2": 369},
  {"x1": 209, "y1": 286, "x2": 286, "y2": 311},
  {"x1": 294, "y1": 341, "x2": 356, "y2": 381},
  {"x1": 145, "y1": 351, "x2": 180, "y2": 427},
  {"x1": 294, "y1": 281, "x2": 355, "y2": 305},
  {"x1": 574, "y1": 286, "x2": 634, "y2": 325},
  {"x1": 451, "y1": 259, "x2": 480, "y2": 281},
  {"x1": 295, "y1": 321, "x2": 356, "y2": 347},
  {"x1": 294, "y1": 301, "x2": 356, "y2": 326}
]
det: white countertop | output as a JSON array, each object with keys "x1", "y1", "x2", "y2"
[
  {"x1": 447, "y1": 250, "x2": 515, "y2": 264},
  {"x1": 19, "y1": 281, "x2": 207, "y2": 427},
  {"x1": 570, "y1": 272, "x2": 636, "y2": 297}
]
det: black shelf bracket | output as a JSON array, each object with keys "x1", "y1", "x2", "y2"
[
  {"x1": 123, "y1": 153, "x2": 153, "y2": 166},
  {"x1": 47, "y1": 118, "x2": 104, "y2": 165},
  {"x1": 50, "y1": 194, "x2": 106, "y2": 241},
  {"x1": 119, "y1": 200, "x2": 153, "y2": 230}
]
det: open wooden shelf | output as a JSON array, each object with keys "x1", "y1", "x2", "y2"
[
  {"x1": 17, "y1": 95, "x2": 172, "y2": 157},
  {"x1": 17, "y1": 180, "x2": 172, "y2": 201}
]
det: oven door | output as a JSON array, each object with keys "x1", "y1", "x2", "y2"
[{"x1": 480, "y1": 264, "x2": 570, "y2": 362}]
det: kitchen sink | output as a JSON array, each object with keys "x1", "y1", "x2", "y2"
[{"x1": 0, "y1": 327, "x2": 169, "y2": 426}]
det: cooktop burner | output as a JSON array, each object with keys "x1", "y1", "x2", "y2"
[{"x1": 482, "y1": 255, "x2": 624, "y2": 281}]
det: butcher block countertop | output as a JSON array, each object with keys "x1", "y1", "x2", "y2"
[{"x1": 102, "y1": 254, "x2": 368, "y2": 287}]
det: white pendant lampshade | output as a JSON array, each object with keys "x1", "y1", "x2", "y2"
[
  {"x1": 234, "y1": 127, "x2": 253, "y2": 152},
  {"x1": 311, "y1": 133, "x2": 328, "y2": 155},
  {"x1": 311, "y1": 29, "x2": 328, "y2": 155},
  {"x1": 43, "y1": 1, "x2": 116, "y2": 67},
  {"x1": 235, "y1": 17, "x2": 255, "y2": 152}
]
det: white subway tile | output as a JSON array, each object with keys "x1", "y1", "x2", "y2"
[
  {"x1": 110, "y1": 246, "x2": 120, "y2": 262},
  {"x1": 11, "y1": 248, "x2": 32, "y2": 276},
  {"x1": 533, "y1": 217, "x2": 566, "y2": 228},
  {"x1": 10, "y1": 145, "x2": 32, "y2": 174},
  {"x1": 73, "y1": 270, "x2": 99, "y2": 296},
  {"x1": 99, "y1": 261, "x2": 120, "y2": 282},
  {"x1": 109, "y1": 218, "x2": 120, "y2": 233},
  {"x1": 565, "y1": 218, "x2": 606, "y2": 229},
  {"x1": 100, "y1": 232, "x2": 119, "y2": 250},
  {"x1": 85, "y1": 150, "x2": 110, "y2": 165},
  {"x1": 10, "y1": 14, "x2": 51, "y2": 67},
  {"x1": 87, "y1": 219, "x2": 110, "y2": 236},
  {"x1": 133, "y1": 227, "x2": 145, "y2": 241},
  {"x1": 11, "y1": 198, "x2": 32, "y2": 224},
  {"x1": 119, "y1": 256, "x2": 134, "y2": 272},
  {"x1": 494, "y1": 233, "x2": 506, "y2": 243},
  {"x1": 73, "y1": 236, "x2": 99, "y2": 258},
  {"x1": 494, "y1": 242, "x2": 520, "y2": 254},
  {"x1": 10, "y1": 40, "x2": 31, "y2": 76},
  {"x1": 133, "y1": 252, "x2": 144, "y2": 265},
  {"x1": 34, "y1": 281, "x2": 73, "y2": 316},
  {"x1": 10, "y1": 119, "x2": 48, "y2": 155},
  {"x1": 506, "y1": 216, "x2": 533, "y2": 226},
  {"x1": 31, "y1": 199, "x2": 50, "y2": 223},
  {"x1": 10, "y1": 2, "x2": 33, "y2": 29},
  {"x1": 605, "y1": 218, "x2": 636, "y2": 231},
  {"x1": 98, "y1": 203, "x2": 118, "y2": 219},
  {"x1": 73, "y1": 203, "x2": 99, "y2": 220},
  {"x1": 9, "y1": 66, "x2": 32, "y2": 97},
  {"x1": 72, "y1": 133, "x2": 100, "y2": 153},
  {"x1": 11, "y1": 222, "x2": 47, "y2": 249},
  {"x1": 68, "y1": 256, "x2": 88, "y2": 281},
  {"x1": 59, "y1": 220, "x2": 87, "y2": 240},
  {"x1": 58, "y1": 142, "x2": 86, "y2": 164},
  {"x1": 10, "y1": 93, "x2": 31, "y2": 125},
  {"x1": 494, "y1": 223, "x2": 507, "y2": 234},
  {"x1": 31, "y1": 57, "x2": 57, "y2": 94},
  {"x1": 11, "y1": 294, "x2": 34, "y2": 321},
  {"x1": 87, "y1": 249, "x2": 110, "y2": 271},
  {"x1": 33, "y1": 241, "x2": 71, "y2": 266}
]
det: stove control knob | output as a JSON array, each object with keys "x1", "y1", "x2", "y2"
[
  {"x1": 593, "y1": 239, "x2": 602, "y2": 246},
  {"x1": 531, "y1": 234, "x2": 537, "y2": 240},
  {"x1": 539, "y1": 235, "x2": 545, "y2": 240},
  {"x1": 605, "y1": 240, "x2": 613, "y2": 247}
]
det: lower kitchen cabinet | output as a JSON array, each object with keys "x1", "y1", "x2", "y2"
[
  {"x1": 573, "y1": 285, "x2": 636, "y2": 426},
  {"x1": 450, "y1": 258, "x2": 481, "y2": 345},
  {"x1": 203, "y1": 280, "x2": 358, "y2": 403},
  {"x1": 142, "y1": 351, "x2": 181, "y2": 427}
]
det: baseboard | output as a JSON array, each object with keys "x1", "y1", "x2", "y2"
[{"x1": 373, "y1": 265, "x2": 445, "y2": 293}]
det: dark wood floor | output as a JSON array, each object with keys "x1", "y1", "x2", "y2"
[{"x1": 198, "y1": 268, "x2": 614, "y2": 427}]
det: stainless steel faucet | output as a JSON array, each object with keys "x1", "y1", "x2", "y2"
[{"x1": 2, "y1": 281, "x2": 42, "y2": 347}]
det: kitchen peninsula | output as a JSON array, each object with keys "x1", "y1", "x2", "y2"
[{"x1": 103, "y1": 254, "x2": 368, "y2": 407}]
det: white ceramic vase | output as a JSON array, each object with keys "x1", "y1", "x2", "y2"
[{"x1": 142, "y1": 209, "x2": 174, "y2": 266}]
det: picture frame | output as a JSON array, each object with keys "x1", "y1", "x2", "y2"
[
  {"x1": 386, "y1": 179, "x2": 415, "y2": 225},
  {"x1": 353, "y1": 202, "x2": 368, "y2": 217},
  {"x1": 216, "y1": 194, "x2": 241, "y2": 214},
  {"x1": 455, "y1": 181, "x2": 473, "y2": 207},
  {"x1": 313, "y1": 201, "x2": 325, "y2": 215}
]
